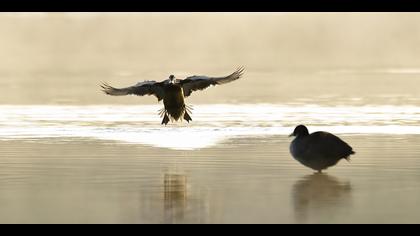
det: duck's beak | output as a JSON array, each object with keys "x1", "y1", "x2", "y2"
[{"x1": 289, "y1": 133, "x2": 294, "y2": 137}]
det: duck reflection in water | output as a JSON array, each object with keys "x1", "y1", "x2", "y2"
[
  {"x1": 163, "y1": 174, "x2": 188, "y2": 223},
  {"x1": 292, "y1": 173, "x2": 352, "y2": 223}
]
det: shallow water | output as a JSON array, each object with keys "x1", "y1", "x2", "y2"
[
  {"x1": 0, "y1": 135, "x2": 420, "y2": 223},
  {"x1": 1, "y1": 13, "x2": 420, "y2": 223},
  {"x1": 0, "y1": 105, "x2": 420, "y2": 223}
]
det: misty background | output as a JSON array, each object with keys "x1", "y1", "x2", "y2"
[{"x1": 0, "y1": 13, "x2": 419, "y2": 104}]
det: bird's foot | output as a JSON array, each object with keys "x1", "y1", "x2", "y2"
[
  {"x1": 161, "y1": 114, "x2": 170, "y2": 125},
  {"x1": 184, "y1": 112, "x2": 192, "y2": 123}
]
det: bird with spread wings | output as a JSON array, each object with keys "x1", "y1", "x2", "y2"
[{"x1": 100, "y1": 67, "x2": 245, "y2": 125}]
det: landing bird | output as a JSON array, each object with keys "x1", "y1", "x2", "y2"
[
  {"x1": 100, "y1": 67, "x2": 244, "y2": 125},
  {"x1": 289, "y1": 125, "x2": 355, "y2": 173}
]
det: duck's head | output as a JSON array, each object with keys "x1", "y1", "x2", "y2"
[
  {"x1": 289, "y1": 125, "x2": 309, "y2": 137},
  {"x1": 169, "y1": 75, "x2": 176, "y2": 83}
]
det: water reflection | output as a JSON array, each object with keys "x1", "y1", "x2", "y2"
[
  {"x1": 292, "y1": 174, "x2": 352, "y2": 223},
  {"x1": 163, "y1": 173, "x2": 188, "y2": 223}
]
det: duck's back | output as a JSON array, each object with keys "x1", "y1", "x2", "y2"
[
  {"x1": 308, "y1": 132, "x2": 354, "y2": 160},
  {"x1": 291, "y1": 131, "x2": 355, "y2": 171}
]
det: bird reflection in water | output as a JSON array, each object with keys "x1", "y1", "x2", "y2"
[
  {"x1": 163, "y1": 174, "x2": 188, "y2": 223},
  {"x1": 292, "y1": 173, "x2": 352, "y2": 223}
]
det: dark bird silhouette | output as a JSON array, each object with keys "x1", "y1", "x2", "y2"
[
  {"x1": 289, "y1": 125, "x2": 355, "y2": 173},
  {"x1": 100, "y1": 67, "x2": 244, "y2": 125}
]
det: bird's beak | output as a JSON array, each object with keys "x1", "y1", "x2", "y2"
[{"x1": 288, "y1": 133, "x2": 294, "y2": 137}]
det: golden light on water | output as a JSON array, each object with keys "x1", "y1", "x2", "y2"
[
  {"x1": 1, "y1": 13, "x2": 420, "y2": 223},
  {"x1": 1, "y1": 104, "x2": 420, "y2": 150}
]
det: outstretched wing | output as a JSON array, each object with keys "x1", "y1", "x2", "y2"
[
  {"x1": 180, "y1": 67, "x2": 245, "y2": 97},
  {"x1": 100, "y1": 81, "x2": 165, "y2": 101}
]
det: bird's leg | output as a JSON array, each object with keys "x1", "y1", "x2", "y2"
[
  {"x1": 183, "y1": 104, "x2": 193, "y2": 123},
  {"x1": 184, "y1": 111, "x2": 192, "y2": 123},
  {"x1": 161, "y1": 113, "x2": 170, "y2": 125}
]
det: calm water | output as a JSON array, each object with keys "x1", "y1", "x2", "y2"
[
  {"x1": 0, "y1": 104, "x2": 420, "y2": 223},
  {"x1": 1, "y1": 13, "x2": 420, "y2": 223}
]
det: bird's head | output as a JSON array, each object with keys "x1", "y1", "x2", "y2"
[
  {"x1": 289, "y1": 125, "x2": 309, "y2": 138},
  {"x1": 169, "y1": 75, "x2": 176, "y2": 83}
]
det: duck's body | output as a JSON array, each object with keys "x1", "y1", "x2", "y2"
[
  {"x1": 161, "y1": 82, "x2": 191, "y2": 125},
  {"x1": 289, "y1": 125, "x2": 355, "y2": 172},
  {"x1": 101, "y1": 67, "x2": 244, "y2": 125}
]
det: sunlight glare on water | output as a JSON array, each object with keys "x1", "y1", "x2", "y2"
[{"x1": 1, "y1": 104, "x2": 420, "y2": 150}]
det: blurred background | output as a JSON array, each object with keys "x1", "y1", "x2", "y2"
[{"x1": 1, "y1": 12, "x2": 420, "y2": 105}]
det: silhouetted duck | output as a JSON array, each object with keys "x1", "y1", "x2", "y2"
[
  {"x1": 289, "y1": 125, "x2": 355, "y2": 173},
  {"x1": 101, "y1": 67, "x2": 244, "y2": 125}
]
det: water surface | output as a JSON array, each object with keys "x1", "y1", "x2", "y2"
[
  {"x1": 0, "y1": 135, "x2": 420, "y2": 223},
  {"x1": 1, "y1": 13, "x2": 420, "y2": 223},
  {"x1": 0, "y1": 105, "x2": 420, "y2": 223}
]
